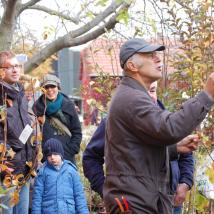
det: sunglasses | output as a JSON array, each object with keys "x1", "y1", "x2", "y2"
[{"x1": 44, "y1": 85, "x2": 57, "y2": 89}]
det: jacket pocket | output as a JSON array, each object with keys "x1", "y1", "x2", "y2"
[
  {"x1": 66, "y1": 199, "x2": 75, "y2": 213},
  {"x1": 42, "y1": 200, "x2": 56, "y2": 213}
]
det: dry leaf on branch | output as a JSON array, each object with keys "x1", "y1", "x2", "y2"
[
  {"x1": 3, "y1": 175, "x2": 12, "y2": 188},
  {"x1": 10, "y1": 189, "x2": 20, "y2": 206}
]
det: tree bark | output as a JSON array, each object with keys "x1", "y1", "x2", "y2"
[{"x1": 0, "y1": 0, "x2": 19, "y2": 50}]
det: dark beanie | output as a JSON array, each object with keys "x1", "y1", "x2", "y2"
[{"x1": 43, "y1": 138, "x2": 64, "y2": 158}]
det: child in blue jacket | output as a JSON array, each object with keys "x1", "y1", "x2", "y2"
[{"x1": 32, "y1": 138, "x2": 89, "y2": 214}]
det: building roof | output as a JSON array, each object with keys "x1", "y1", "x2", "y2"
[
  {"x1": 80, "y1": 38, "x2": 124, "y2": 81},
  {"x1": 79, "y1": 37, "x2": 180, "y2": 82}
]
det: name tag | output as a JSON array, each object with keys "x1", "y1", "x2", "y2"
[{"x1": 19, "y1": 124, "x2": 33, "y2": 144}]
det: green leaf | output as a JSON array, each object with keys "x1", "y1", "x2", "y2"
[
  {"x1": 95, "y1": 0, "x2": 108, "y2": 7},
  {"x1": 86, "y1": 11, "x2": 95, "y2": 19},
  {"x1": 116, "y1": 9, "x2": 129, "y2": 25}
]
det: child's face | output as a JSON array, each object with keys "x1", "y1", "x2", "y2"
[{"x1": 47, "y1": 154, "x2": 62, "y2": 166}]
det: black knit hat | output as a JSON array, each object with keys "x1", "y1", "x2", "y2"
[{"x1": 43, "y1": 138, "x2": 64, "y2": 158}]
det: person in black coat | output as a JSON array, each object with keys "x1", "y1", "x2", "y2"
[
  {"x1": 33, "y1": 74, "x2": 82, "y2": 163},
  {"x1": 0, "y1": 51, "x2": 36, "y2": 214}
]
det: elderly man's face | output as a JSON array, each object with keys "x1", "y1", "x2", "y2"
[{"x1": 132, "y1": 52, "x2": 162, "y2": 82}]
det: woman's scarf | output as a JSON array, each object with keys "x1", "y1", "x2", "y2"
[{"x1": 45, "y1": 93, "x2": 63, "y2": 116}]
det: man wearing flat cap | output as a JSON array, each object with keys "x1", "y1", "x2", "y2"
[{"x1": 103, "y1": 38, "x2": 214, "y2": 213}]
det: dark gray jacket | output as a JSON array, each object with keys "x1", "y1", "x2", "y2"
[
  {"x1": 103, "y1": 77, "x2": 213, "y2": 214},
  {"x1": 0, "y1": 81, "x2": 36, "y2": 177}
]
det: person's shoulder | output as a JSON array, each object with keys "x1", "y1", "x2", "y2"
[
  {"x1": 116, "y1": 87, "x2": 149, "y2": 105},
  {"x1": 61, "y1": 94, "x2": 77, "y2": 114},
  {"x1": 63, "y1": 160, "x2": 77, "y2": 171},
  {"x1": 60, "y1": 93, "x2": 70, "y2": 101},
  {"x1": 32, "y1": 95, "x2": 45, "y2": 114},
  {"x1": 37, "y1": 162, "x2": 48, "y2": 175},
  {"x1": 61, "y1": 93, "x2": 75, "y2": 105}
]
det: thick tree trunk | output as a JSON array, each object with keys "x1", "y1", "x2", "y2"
[
  {"x1": 0, "y1": 28, "x2": 14, "y2": 51},
  {"x1": 0, "y1": 0, "x2": 20, "y2": 50}
]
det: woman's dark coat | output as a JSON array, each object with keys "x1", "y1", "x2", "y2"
[{"x1": 33, "y1": 93, "x2": 82, "y2": 163}]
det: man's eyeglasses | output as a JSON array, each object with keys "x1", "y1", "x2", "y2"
[
  {"x1": 0, "y1": 64, "x2": 22, "y2": 71},
  {"x1": 138, "y1": 52, "x2": 160, "y2": 58},
  {"x1": 44, "y1": 85, "x2": 57, "y2": 89}
]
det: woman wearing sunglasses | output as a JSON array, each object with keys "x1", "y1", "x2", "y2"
[{"x1": 33, "y1": 74, "x2": 82, "y2": 164}]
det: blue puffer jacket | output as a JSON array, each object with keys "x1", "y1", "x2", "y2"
[
  {"x1": 32, "y1": 160, "x2": 89, "y2": 214},
  {"x1": 83, "y1": 101, "x2": 194, "y2": 197}
]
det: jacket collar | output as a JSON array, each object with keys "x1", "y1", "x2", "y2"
[
  {"x1": 44, "y1": 159, "x2": 77, "y2": 172},
  {"x1": 34, "y1": 92, "x2": 75, "y2": 117},
  {"x1": 0, "y1": 80, "x2": 24, "y2": 100},
  {"x1": 34, "y1": 93, "x2": 64, "y2": 116},
  {"x1": 121, "y1": 76, "x2": 147, "y2": 93},
  {"x1": 121, "y1": 77, "x2": 166, "y2": 111}
]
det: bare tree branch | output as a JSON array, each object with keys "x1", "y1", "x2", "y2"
[
  {"x1": 112, "y1": 28, "x2": 129, "y2": 40},
  {"x1": 76, "y1": 0, "x2": 94, "y2": 21},
  {"x1": 174, "y1": 0, "x2": 192, "y2": 11},
  {"x1": 68, "y1": 0, "x2": 124, "y2": 39},
  {"x1": 24, "y1": 5, "x2": 80, "y2": 24},
  {"x1": 24, "y1": 1, "x2": 131, "y2": 73},
  {"x1": 20, "y1": 0, "x2": 41, "y2": 10}
]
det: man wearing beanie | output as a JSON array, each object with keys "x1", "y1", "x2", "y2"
[{"x1": 32, "y1": 138, "x2": 89, "y2": 214}]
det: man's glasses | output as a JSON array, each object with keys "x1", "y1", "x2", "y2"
[
  {"x1": 0, "y1": 64, "x2": 22, "y2": 71},
  {"x1": 44, "y1": 85, "x2": 57, "y2": 89}
]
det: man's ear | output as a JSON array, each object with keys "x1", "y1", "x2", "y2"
[{"x1": 126, "y1": 60, "x2": 138, "y2": 74}]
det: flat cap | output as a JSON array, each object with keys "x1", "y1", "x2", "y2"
[
  {"x1": 120, "y1": 38, "x2": 165, "y2": 68},
  {"x1": 40, "y1": 74, "x2": 61, "y2": 88}
]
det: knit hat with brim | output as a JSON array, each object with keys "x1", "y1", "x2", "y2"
[{"x1": 40, "y1": 74, "x2": 61, "y2": 89}]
